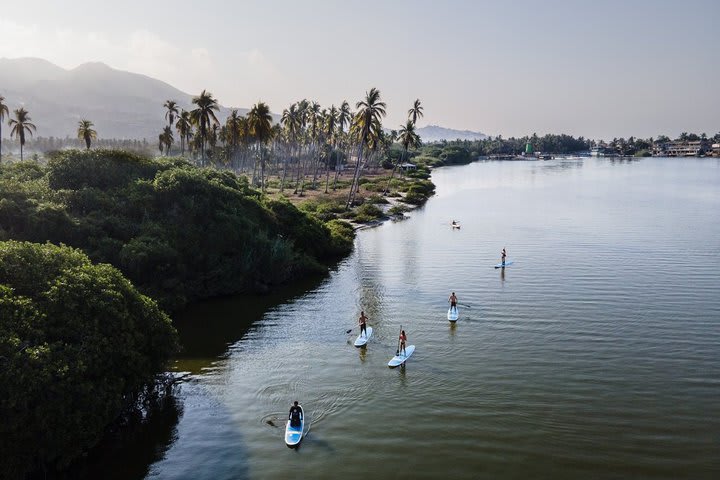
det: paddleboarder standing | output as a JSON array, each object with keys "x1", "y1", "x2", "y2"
[
  {"x1": 358, "y1": 311, "x2": 369, "y2": 338},
  {"x1": 399, "y1": 330, "x2": 407, "y2": 356},
  {"x1": 501, "y1": 247, "x2": 507, "y2": 266},
  {"x1": 449, "y1": 292, "x2": 458, "y2": 314},
  {"x1": 289, "y1": 401, "x2": 303, "y2": 427}
]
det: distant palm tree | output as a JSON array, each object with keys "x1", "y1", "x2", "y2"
[
  {"x1": 281, "y1": 103, "x2": 302, "y2": 192},
  {"x1": 248, "y1": 101, "x2": 274, "y2": 191},
  {"x1": 159, "y1": 125, "x2": 174, "y2": 155},
  {"x1": 225, "y1": 109, "x2": 242, "y2": 165},
  {"x1": 209, "y1": 123, "x2": 219, "y2": 151},
  {"x1": 332, "y1": 100, "x2": 352, "y2": 190},
  {"x1": 176, "y1": 109, "x2": 192, "y2": 155},
  {"x1": 347, "y1": 88, "x2": 386, "y2": 208},
  {"x1": 190, "y1": 90, "x2": 220, "y2": 164},
  {"x1": 0, "y1": 95, "x2": 8, "y2": 163},
  {"x1": 408, "y1": 99, "x2": 424, "y2": 125},
  {"x1": 323, "y1": 105, "x2": 338, "y2": 193},
  {"x1": 164, "y1": 100, "x2": 179, "y2": 128},
  {"x1": 8, "y1": 108, "x2": 37, "y2": 161},
  {"x1": 77, "y1": 119, "x2": 97, "y2": 149},
  {"x1": 338, "y1": 100, "x2": 351, "y2": 131},
  {"x1": 384, "y1": 120, "x2": 421, "y2": 195}
]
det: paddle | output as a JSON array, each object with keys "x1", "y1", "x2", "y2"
[
  {"x1": 458, "y1": 303, "x2": 472, "y2": 309},
  {"x1": 395, "y1": 324, "x2": 403, "y2": 356},
  {"x1": 345, "y1": 327, "x2": 353, "y2": 334}
]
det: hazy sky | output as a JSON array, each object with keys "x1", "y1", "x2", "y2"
[{"x1": 1, "y1": 0, "x2": 718, "y2": 139}]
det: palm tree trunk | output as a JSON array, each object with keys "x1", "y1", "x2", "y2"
[
  {"x1": 346, "y1": 142, "x2": 365, "y2": 209},
  {"x1": 310, "y1": 142, "x2": 320, "y2": 188},
  {"x1": 324, "y1": 146, "x2": 333, "y2": 193},
  {"x1": 260, "y1": 146, "x2": 266, "y2": 192},
  {"x1": 201, "y1": 129, "x2": 206, "y2": 166},
  {"x1": 280, "y1": 153, "x2": 289, "y2": 193},
  {"x1": 383, "y1": 147, "x2": 406, "y2": 195},
  {"x1": 293, "y1": 147, "x2": 303, "y2": 194},
  {"x1": 333, "y1": 142, "x2": 344, "y2": 191}
]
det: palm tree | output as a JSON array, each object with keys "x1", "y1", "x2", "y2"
[
  {"x1": 159, "y1": 125, "x2": 174, "y2": 155},
  {"x1": 189, "y1": 90, "x2": 220, "y2": 165},
  {"x1": 408, "y1": 99, "x2": 424, "y2": 125},
  {"x1": 305, "y1": 101, "x2": 322, "y2": 193},
  {"x1": 8, "y1": 108, "x2": 37, "y2": 161},
  {"x1": 176, "y1": 110, "x2": 192, "y2": 155},
  {"x1": 324, "y1": 105, "x2": 338, "y2": 193},
  {"x1": 77, "y1": 119, "x2": 97, "y2": 150},
  {"x1": 247, "y1": 101, "x2": 274, "y2": 191},
  {"x1": 225, "y1": 110, "x2": 242, "y2": 167},
  {"x1": 384, "y1": 120, "x2": 421, "y2": 195},
  {"x1": 0, "y1": 95, "x2": 8, "y2": 163},
  {"x1": 346, "y1": 88, "x2": 386, "y2": 208},
  {"x1": 332, "y1": 100, "x2": 352, "y2": 190},
  {"x1": 281, "y1": 103, "x2": 302, "y2": 192},
  {"x1": 164, "y1": 100, "x2": 179, "y2": 128}
]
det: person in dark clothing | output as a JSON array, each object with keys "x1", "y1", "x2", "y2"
[
  {"x1": 358, "y1": 311, "x2": 368, "y2": 337},
  {"x1": 501, "y1": 247, "x2": 507, "y2": 266},
  {"x1": 289, "y1": 401, "x2": 303, "y2": 427}
]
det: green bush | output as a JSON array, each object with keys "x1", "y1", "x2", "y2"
[
  {"x1": 365, "y1": 194, "x2": 389, "y2": 205},
  {"x1": 1, "y1": 151, "x2": 354, "y2": 310},
  {"x1": 326, "y1": 219, "x2": 355, "y2": 253},
  {"x1": 352, "y1": 203, "x2": 385, "y2": 223},
  {"x1": 47, "y1": 149, "x2": 161, "y2": 190},
  {"x1": 388, "y1": 204, "x2": 409, "y2": 216},
  {"x1": 0, "y1": 241, "x2": 178, "y2": 479}
]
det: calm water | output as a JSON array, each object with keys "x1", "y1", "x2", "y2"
[{"x1": 106, "y1": 158, "x2": 720, "y2": 479}]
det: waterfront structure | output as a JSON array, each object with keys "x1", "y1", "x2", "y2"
[
  {"x1": 590, "y1": 144, "x2": 617, "y2": 156},
  {"x1": 653, "y1": 140, "x2": 709, "y2": 157}
]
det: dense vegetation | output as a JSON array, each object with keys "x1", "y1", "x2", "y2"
[
  {"x1": 411, "y1": 134, "x2": 591, "y2": 166},
  {"x1": 0, "y1": 241, "x2": 178, "y2": 479},
  {"x1": 0, "y1": 149, "x2": 354, "y2": 310},
  {"x1": 409, "y1": 132, "x2": 720, "y2": 165}
]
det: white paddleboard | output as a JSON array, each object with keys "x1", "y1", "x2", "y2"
[
  {"x1": 447, "y1": 307, "x2": 459, "y2": 322},
  {"x1": 354, "y1": 326, "x2": 373, "y2": 347},
  {"x1": 285, "y1": 405, "x2": 304, "y2": 447},
  {"x1": 388, "y1": 345, "x2": 416, "y2": 368},
  {"x1": 452, "y1": 223, "x2": 461, "y2": 229},
  {"x1": 494, "y1": 260, "x2": 514, "y2": 269}
]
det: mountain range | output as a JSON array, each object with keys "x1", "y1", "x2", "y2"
[
  {"x1": 414, "y1": 125, "x2": 487, "y2": 142},
  {"x1": 0, "y1": 57, "x2": 486, "y2": 142}
]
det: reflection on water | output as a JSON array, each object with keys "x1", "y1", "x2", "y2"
[
  {"x1": 80, "y1": 158, "x2": 720, "y2": 479},
  {"x1": 59, "y1": 394, "x2": 182, "y2": 480},
  {"x1": 173, "y1": 274, "x2": 327, "y2": 373}
]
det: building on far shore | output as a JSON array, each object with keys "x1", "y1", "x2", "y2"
[
  {"x1": 590, "y1": 143, "x2": 617, "y2": 156},
  {"x1": 653, "y1": 140, "x2": 710, "y2": 157},
  {"x1": 712, "y1": 143, "x2": 720, "y2": 156}
]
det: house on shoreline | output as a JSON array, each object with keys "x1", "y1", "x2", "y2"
[{"x1": 653, "y1": 140, "x2": 711, "y2": 157}]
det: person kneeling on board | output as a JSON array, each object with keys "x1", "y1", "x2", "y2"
[
  {"x1": 289, "y1": 401, "x2": 303, "y2": 427},
  {"x1": 449, "y1": 292, "x2": 458, "y2": 314},
  {"x1": 358, "y1": 311, "x2": 369, "y2": 338}
]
